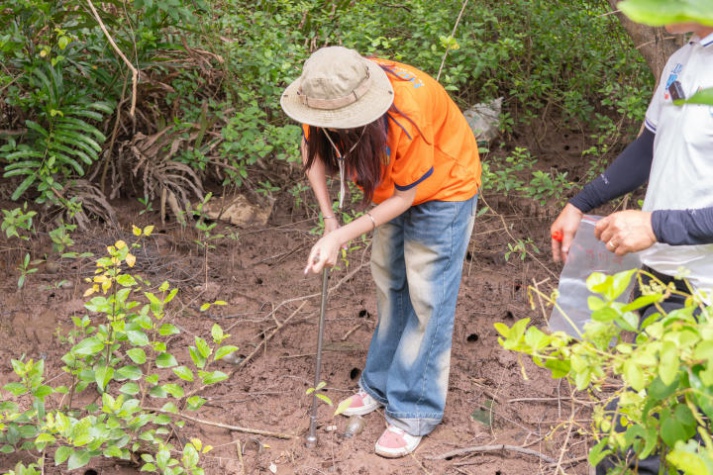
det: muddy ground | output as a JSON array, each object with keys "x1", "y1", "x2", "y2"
[{"x1": 0, "y1": 121, "x2": 608, "y2": 475}]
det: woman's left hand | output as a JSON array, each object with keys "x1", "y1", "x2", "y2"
[{"x1": 304, "y1": 233, "x2": 341, "y2": 274}]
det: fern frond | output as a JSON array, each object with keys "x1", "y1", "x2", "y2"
[
  {"x1": 5, "y1": 150, "x2": 46, "y2": 162},
  {"x1": 47, "y1": 141, "x2": 94, "y2": 166},
  {"x1": 51, "y1": 153, "x2": 85, "y2": 175},
  {"x1": 11, "y1": 175, "x2": 38, "y2": 201},
  {"x1": 56, "y1": 117, "x2": 106, "y2": 140},
  {"x1": 25, "y1": 120, "x2": 49, "y2": 138},
  {"x1": 52, "y1": 129, "x2": 102, "y2": 155}
]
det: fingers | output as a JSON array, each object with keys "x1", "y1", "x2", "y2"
[
  {"x1": 596, "y1": 211, "x2": 656, "y2": 255},
  {"x1": 550, "y1": 204, "x2": 583, "y2": 263},
  {"x1": 304, "y1": 238, "x2": 338, "y2": 274}
]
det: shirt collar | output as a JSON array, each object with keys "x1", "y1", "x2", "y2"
[{"x1": 696, "y1": 32, "x2": 713, "y2": 47}]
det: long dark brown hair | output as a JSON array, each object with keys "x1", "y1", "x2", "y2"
[{"x1": 303, "y1": 119, "x2": 388, "y2": 205}]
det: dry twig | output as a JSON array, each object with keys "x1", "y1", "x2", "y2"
[
  {"x1": 427, "y1": 444, "x2": 556, "y2": 463},
  {"x1": 86, "y1": 0, "x2": 139, "y2": 117},
  {"x1": 148, "y1": 408, "x2": 296, "y2": 440}
]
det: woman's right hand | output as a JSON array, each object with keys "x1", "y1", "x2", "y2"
[{"x1": 551, "y1": 203, "x2": 583, "y2": 263}]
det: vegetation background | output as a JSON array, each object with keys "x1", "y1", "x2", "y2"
[{"x1": 0, "y1": 1, "x2": 706, "y2": 474}]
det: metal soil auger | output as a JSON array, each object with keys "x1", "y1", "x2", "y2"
[{"x1": 305, "y1": 267, "x2": 330, "y2": 448}]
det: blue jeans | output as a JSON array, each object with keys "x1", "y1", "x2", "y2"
[{"x1": 360, "y1": 195, "x2": 477, "y2": 437}]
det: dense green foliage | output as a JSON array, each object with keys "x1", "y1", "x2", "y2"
[{"x1": 0, "y1": 0, "x2": 652, "y2": 217}]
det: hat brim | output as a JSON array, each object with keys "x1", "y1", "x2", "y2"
[{"x1": 281, "y1": 58, "x2": 394, "y2": 129}]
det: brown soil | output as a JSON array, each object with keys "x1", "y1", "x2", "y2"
[{"x1": 0, "y1": 123, "x2": 602, "y2": 475}]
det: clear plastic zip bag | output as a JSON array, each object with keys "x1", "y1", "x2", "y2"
[{"x1": 548, "y1": 215, "x2": 640, "y2": 338}]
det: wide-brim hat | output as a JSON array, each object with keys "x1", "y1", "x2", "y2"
[{"x1": 281, "y1": 46, "x2": 394, "y2": 129}]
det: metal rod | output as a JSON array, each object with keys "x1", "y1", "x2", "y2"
[{"x1": 305, "y1": 268, "x2": 329, "y2": 448}]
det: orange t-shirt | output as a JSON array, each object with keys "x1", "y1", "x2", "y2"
[{"x1": 372, "y1": 59, "x2": 481, "y2": 205}]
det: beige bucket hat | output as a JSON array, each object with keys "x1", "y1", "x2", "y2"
[{"x1": 281, "y1": 46, "x2": 394, "y2": 129}]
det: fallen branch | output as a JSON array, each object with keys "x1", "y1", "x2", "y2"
[
  {"x1": 148, "y1": 408, "x2": 296, "y2": 440},
  {"x1": 86, "y1": 0, "x2": 139, "y2": 117},
  {"x1": 427, "y1": 444, "x2": 556, "y2": 464}
]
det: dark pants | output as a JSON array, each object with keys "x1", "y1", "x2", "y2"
[{"x1": 595, "y1": 267, "x2": 698, "y2": 475}]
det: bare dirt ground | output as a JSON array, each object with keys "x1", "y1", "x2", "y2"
[{"x1": 0, "y1": 122, "x2": 602, "y2": 475}]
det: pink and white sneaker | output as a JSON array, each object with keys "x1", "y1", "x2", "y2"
[
  {"x1": 374, "y1": 425, "x2": 422, "y2": 458},
  {"x1": 339, "y1": 389, "x2": 380, "y2": 416}
]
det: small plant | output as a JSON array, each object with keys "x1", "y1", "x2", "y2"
[
  {"x1": 16, "y1": 253, "x2": 42, "y2": 289},
  {"x1": 504, "y1": 237, "x2": 540, "y2": 262},
  {"x1": 256, "y1": 180, "x2": 280, "y2": 198},
  {"x1": 525, "y1": 169, "x2": 573, "y2": 206},
  {"x1": 496, "y1": 268, "x2": 713, "y2": 474},
  {"x1": 306, "y1": 381, "x2": 333, "y2": 407},
  {"x1": 138, "y1": 196, "x2": 154, "y2": 215},
  {"x1": 0, "y1": 225, "x2": 237, "y2": 474},
  {"x1": 1, "y1": 204, "x2": 37, "y2": 241},
  {"x1": 48, "y1": 222, "x2": 76, "y2": 254}
]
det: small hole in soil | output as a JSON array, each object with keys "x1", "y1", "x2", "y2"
[
  {"x1": 466, "y1": 250, "x2": 473, "y2": 261},
  {"x1": 255, "y1": 277, "x2": 263, "y2": 285},
  {"x1": 350, "y1": 368, "x2": 361, "y2": 380},
  {"x1": 358, "y1": 309, "x2": 370, "y2": 318},
  {"x1": 504, "y1": 310, "x2": 514, "y2": 319},
  {"x1": 563, "y1": 145, "x2": 570, "y2": 151},
  {"x1": 84, "y1": 470, "x2": 98, "y2": 475},
  {"x1": 467, "y1": 333, "x2": 479, "y2": 343}
]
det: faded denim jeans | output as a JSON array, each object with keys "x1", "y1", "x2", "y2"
[{"x1": 360, "y1": 195, "x2": 477, "y2": 437}]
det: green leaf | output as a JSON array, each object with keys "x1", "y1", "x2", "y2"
[
  {"x1": 199, "y1": 370, "x2": 228, "y2": 385},
  {"x1": 648, "y1": 376, "x2": 678, "y2": 401},
  {"x1": 623, "y1": 294, "x2": 663, "y2": 312},
  {"x1": 660, "y1": 405, "x2": 697, "y2": 448},
  {"x1": 116, "y1": 274, "x2": 138, "y2": 286},
  {"x1": 591, "y1": 306, "x2": 619, "y2": 323},
  {"x1": 667, "y1": 446, "x2": 709, "y2": 475},
  {"x1": 544, "y1": 358, "x2": 571, "y2": 378},
  {"x1": 149, "y1": 385, "x2": 168, "y2": 398},
  {"x1": 618, "y1": 0, "x2": 713, "y2": 27},
  {"x1": 116, "y1": 365, "x2": 143, "y2": 381},
  {"x1": 72, "y1": 336, "x2": 105, "y2": 356},
  {"x1": 214, "y1": 345, "x2": 239, "y2": 361},
  {"x1": 163, "y1": 383, "x2": 184, "y2": 398},
  {"x1": 95, "y1": 365, "x2": 115, "y2": 391},
  {"x1": 156, "y1": 352, "x2": 178, "y2": 368},
  {"x1": 588, "y1": 438, "x2": 612, "y2": 467},
  {"x1": 33, "y1": 385, "x2": 53, "y2": 399},
  {"x1": 55, "y1": 445, "x2": 74, "y2": 464},
  {"x1": 3, "y1": 382, "x2": 27, "y2": 396},
  {"x1": 158, "y1": 324, "x2": 180, "y2": 336},
  {"x1": 211, "y1": 324, "x2": 224, "y2": 343},
  {"x1": 606, "y1": 269, "x2": 636, "y2": 300},
  {"x1": 127, "y1": 348, "x2": 147, "y2": 364},
  {"x1": 120, "y1": 382, "x2": 140, "y2": 396},
  {"x1": 195, "y1": 337, "x2": 211, "y2": 359},
  {"x1": 25, "y1": 120, "x2": 49, "y2": 137},
  {"x1": 172, "y1": 366, "x2": 194, "y2": 382},
  {"x1": 127, "y1": 330, "x2": 149, "y2": 347},
  {"x1": 684, "y1": 88, "x2": 713, "y2": 107},
  {"x1": 67, "y1": 449, "x2": 91, "y2": 470},
  {"x1": 186, "y1": 396, "x2": 206, "y2": 411},
  {"x1": 659, "y1": 341, "x2": 680, "y2": 386},
  {"x1": 189, "y1": 346, "x2": 206, "y2": 370},
  {"x1": 183, "y1": 443, "x2": 200, "y2": 467},
  {"x1": 624, "y1": 358, "x2": 646, "y2": 391}
]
